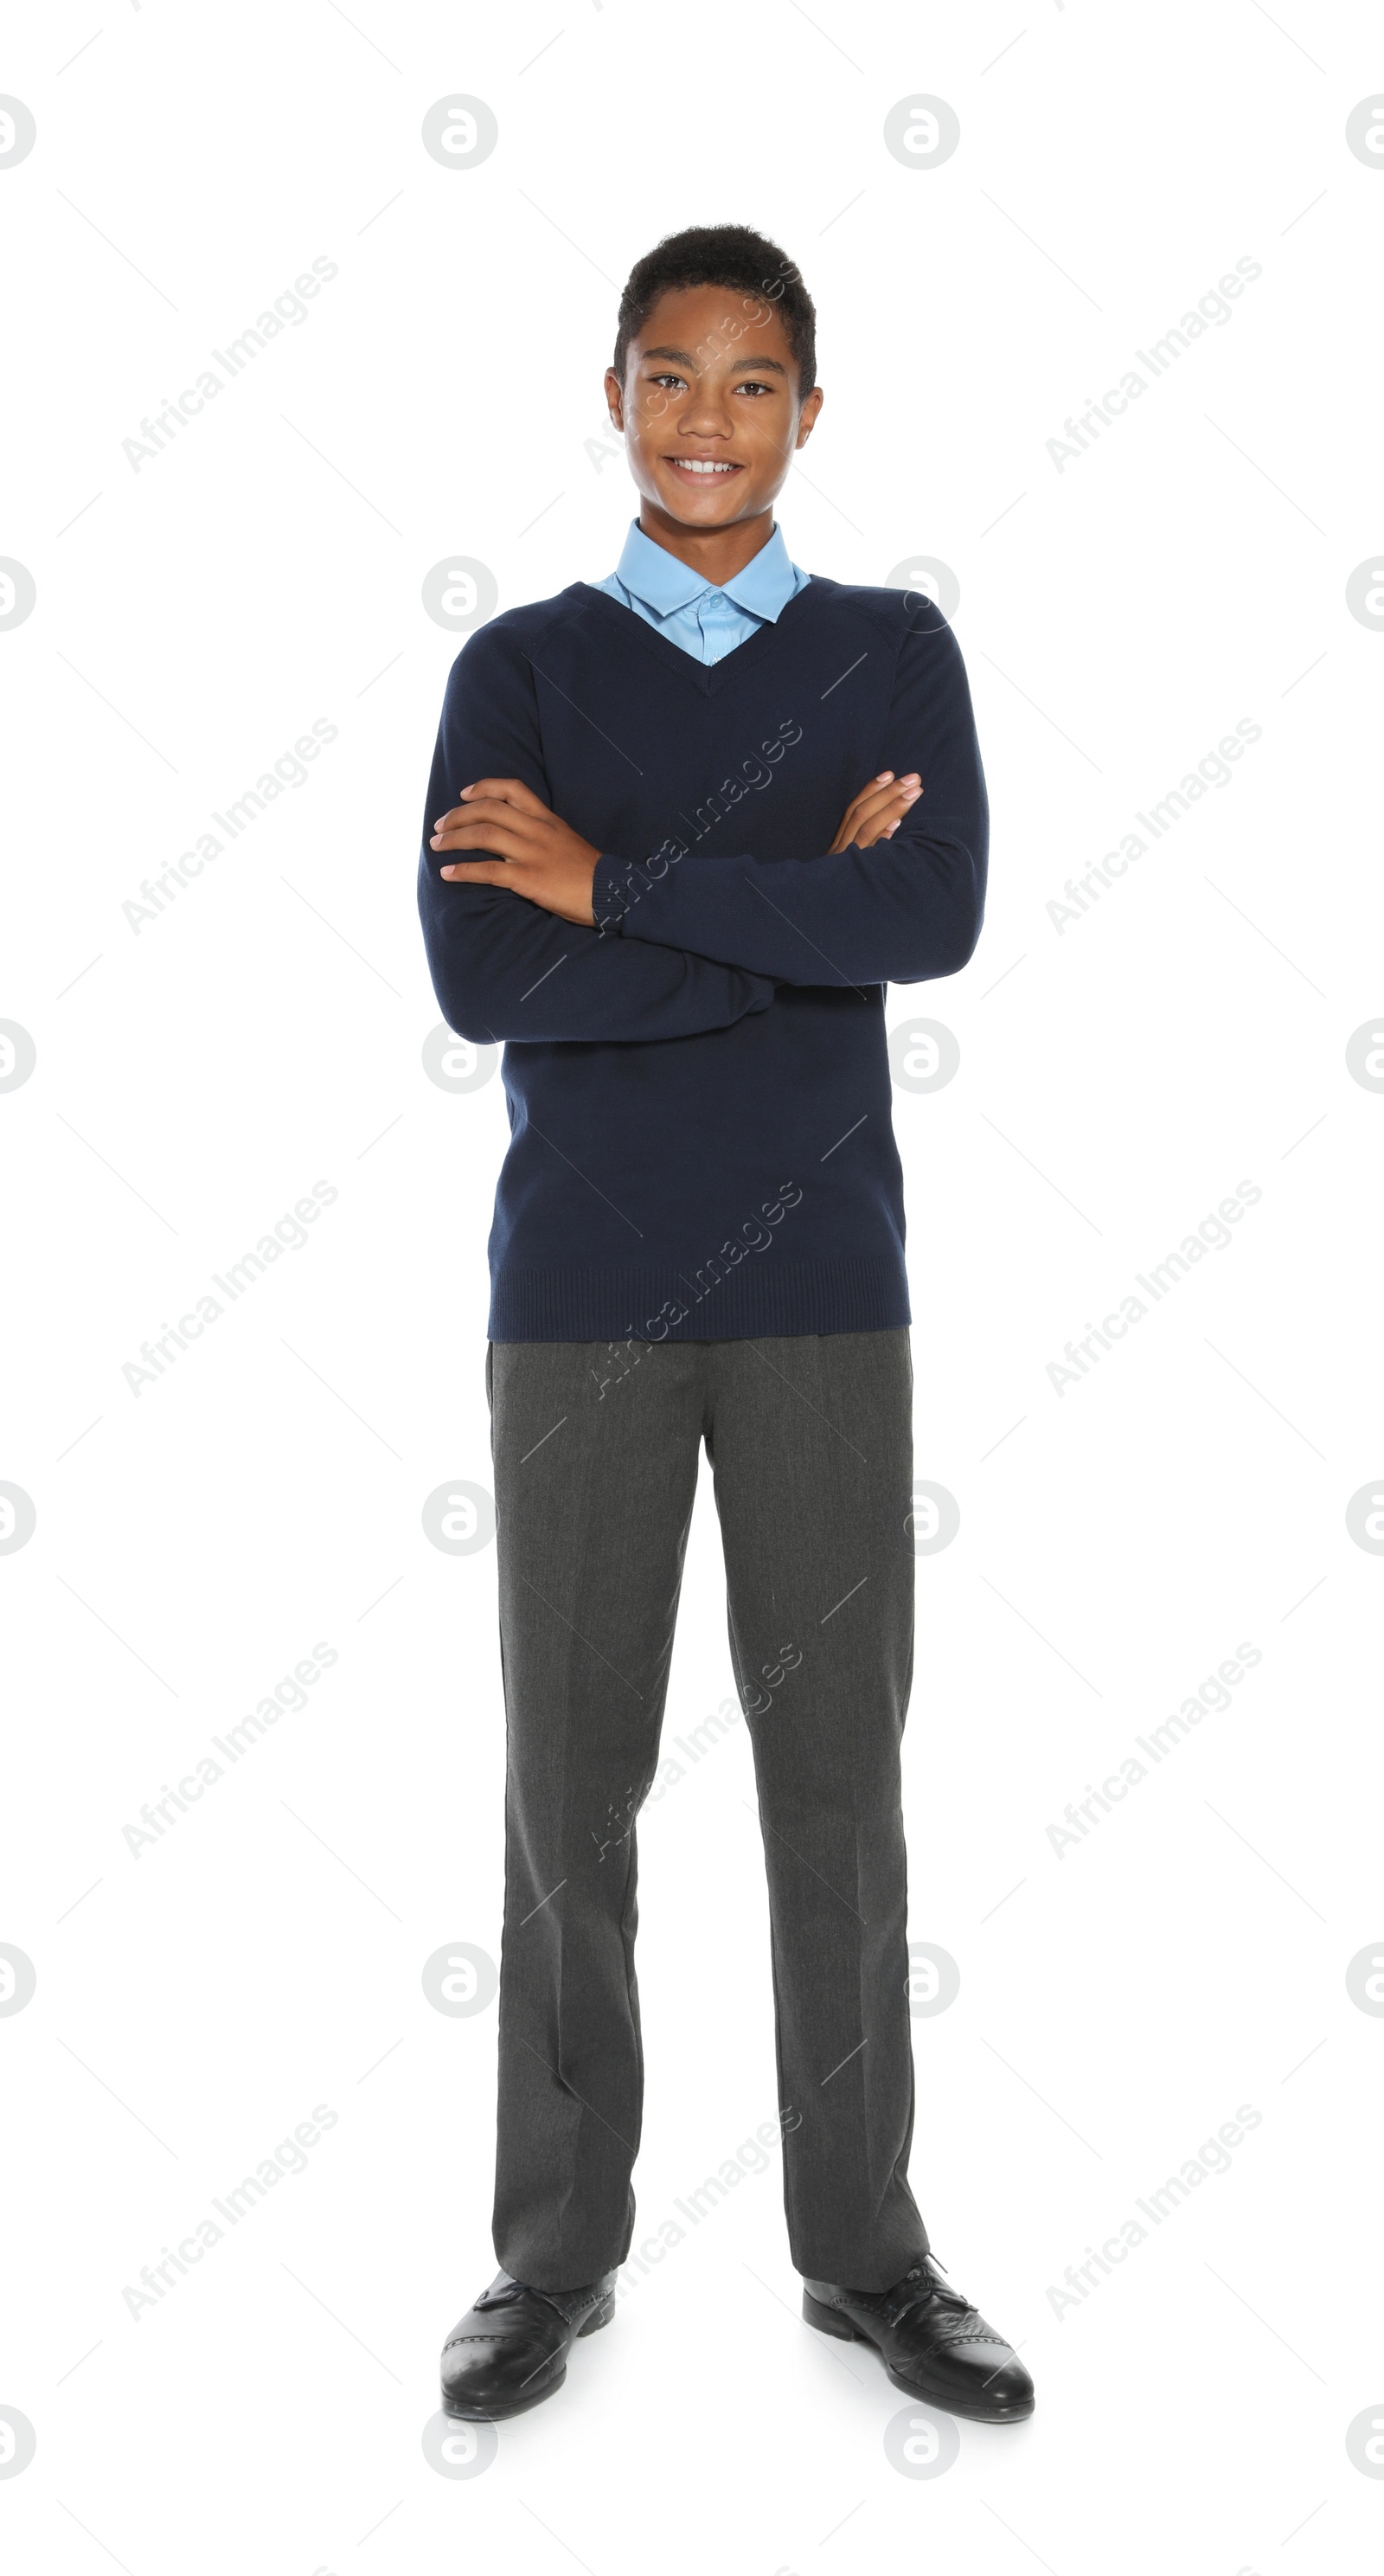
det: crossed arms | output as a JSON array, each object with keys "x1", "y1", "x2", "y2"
[{"x1": 416, "y1": 614, "x2": 987, "y2": 1045}]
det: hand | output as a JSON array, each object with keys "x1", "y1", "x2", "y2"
[
  {"x1": 432, "y1": 777, "x2": 600, "y2": 925},
  {"x1": 828, "y1": 771, "x2": 922, "y2": 853}
]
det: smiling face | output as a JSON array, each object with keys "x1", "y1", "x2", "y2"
[{"x1": 604, "y1": 281, "x2": 823, "y2": 550}]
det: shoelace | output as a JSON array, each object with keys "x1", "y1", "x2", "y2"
[
  {"x1": 477, "y1": 2275, "x2": 593, "y2": 2318},
  {"x1": 891, "y1": 2254, "x2": 979, "y2": 2329}
]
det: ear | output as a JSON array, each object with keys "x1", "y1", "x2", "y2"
[
  {"x1": 604, "y1": 367, "x2": 625, "y2": 432},
  {"x1": 795, "y1": 384, "x2": 824, "y2": 448}
]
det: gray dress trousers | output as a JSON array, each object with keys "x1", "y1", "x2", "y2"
[{"x1": 486, "y1": 1327, "x2": 926, "y2": 2293}]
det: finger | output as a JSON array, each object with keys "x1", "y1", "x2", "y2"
[
  {"x1": 845, "y1": 774, "x2": 921, "y2": 826},
  {"x1": 844, "y1": 779, "x2": 922, "y2": 839},
  {"x1": 865, "y1": 810, "x2": 916, "y2": 847},
  {"x1": 452, "y1": 775, "x2": 551, "y2": 818},
  {"x1": 432, "y1": 795, "x2": 542, "y2": 838},
  {"x1": 850, "y1": 770, "x2": 916, "y2": 803},
  {"x1": 830, "y1": 787, "x2": 892, "y2": 849},
  {"x1": 854, "y1": 791, "x2": 926, "y2": 850},
  {"x1": 829, "y1": 771, "x2": 924, "y2": 852},
  {"x1": 439, "y1": 858, "x2": 515, "y2": 885},
  {"x1": 838, "y1": 774, "x2": 897, "y2": 827},
  {"x1": 859, "y1": 772, "x2": 920, "y2": 811},
  {"x1": 431, "y1": 815, "x2": 536, "y2": 857}
]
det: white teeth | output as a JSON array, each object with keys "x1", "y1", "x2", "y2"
[{"x1": 673, "y1": 459, "x2": 736, "y2": 473}]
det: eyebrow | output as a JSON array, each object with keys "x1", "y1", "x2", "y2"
[{"x1": 639, "y1": 346, "x2": 788, "y2": 376}]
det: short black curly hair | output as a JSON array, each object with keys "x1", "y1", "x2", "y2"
[{"x1": 613, "y1": 224, "x2": 817, "y2": 397}]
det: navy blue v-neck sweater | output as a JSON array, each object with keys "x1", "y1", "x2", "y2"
[{"x1": 417, "y1": 577, "x2": 988, "y2": 1344}]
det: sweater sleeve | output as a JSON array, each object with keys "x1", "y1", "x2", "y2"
[
  {"x1": 417, "y1": 621, "x2": 778, "y2": 1045},
  {"x1": 590, "y1": 607, "x2": 988, "y2": 988}
]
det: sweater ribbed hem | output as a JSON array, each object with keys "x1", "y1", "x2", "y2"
[{"x1": 488, "y1": 1253, "x2": 910, "y2": 1344}]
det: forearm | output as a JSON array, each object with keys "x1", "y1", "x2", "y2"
[
  {"x1": 591, "y1": 831, "x2": 984, "y2": 987},
  {"x1": 418, "y1": 857, "x2": 775, "y2": 1044}
]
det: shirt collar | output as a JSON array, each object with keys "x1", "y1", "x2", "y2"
[{"x1": 611, "y1": 518, "x2": 800, "y2": 622}]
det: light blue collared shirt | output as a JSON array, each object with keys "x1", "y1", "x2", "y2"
[{"x1": 592, "y1": 518, "x2": 811, "y2": 667}]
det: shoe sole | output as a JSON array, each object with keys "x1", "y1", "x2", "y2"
[
  {"x1": 802, "y1": 2287, "x2": 1035, "y2": 2423},
  {"x1": 441, "y1": 2290, "x2": 615, "y2": 2421}
]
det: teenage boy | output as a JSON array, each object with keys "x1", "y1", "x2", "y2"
[{"x1": 419, "y1": 225, "x2": 1033, "y2": 2426}]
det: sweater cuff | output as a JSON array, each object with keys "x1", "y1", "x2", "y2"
[{"x1": 591, "y1": 853, "x2": 632, "y2": 935}]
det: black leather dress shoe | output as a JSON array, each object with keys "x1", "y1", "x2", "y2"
[
  {"x1": 440, "y1": 2269, "x2": 617, "y2": 2420},
  {"x1": 804, "y1": 2252, "x2": 1034, "y2": 2422}
]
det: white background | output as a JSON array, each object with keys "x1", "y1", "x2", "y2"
[{"x1": 3, "y1": 2, "x2": 1382, "y2": 2569}]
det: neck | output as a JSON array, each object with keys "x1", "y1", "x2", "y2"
[{"x1": 635, "y1": 504, "x2": 776, "y2": 588}]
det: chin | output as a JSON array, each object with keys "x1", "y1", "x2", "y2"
[{"x1": 657, "y1": 483, "x2": 748, "y2": 520}]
